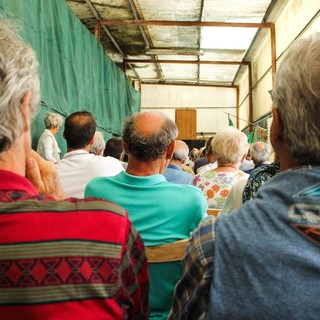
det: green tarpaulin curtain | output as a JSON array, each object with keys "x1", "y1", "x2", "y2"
[{"x1": 0, "y1": 0, "x2": 141, "y2": 155}]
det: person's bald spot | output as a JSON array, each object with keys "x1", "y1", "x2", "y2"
[
  {"x1": 255, "y1": 141, "x2": 266, "y2": 150},
  {"x1": 175, "y1": 140, "x2": 187, "y2": 152},
  {"x1": 135, "y1": 112, "x2": 165, "y2": 136}
]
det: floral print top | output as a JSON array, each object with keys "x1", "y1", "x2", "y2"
[{"x1": 193, "y1": 170, "x2": 249, "y2": 209}]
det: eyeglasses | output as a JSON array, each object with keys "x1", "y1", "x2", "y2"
[{"x1": 268, "y1": 89, "x2": 274, "y2": 101}]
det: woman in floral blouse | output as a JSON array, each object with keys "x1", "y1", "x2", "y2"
[{"x1": 193, "y1": 127, "x2": 249, "y2": 209}]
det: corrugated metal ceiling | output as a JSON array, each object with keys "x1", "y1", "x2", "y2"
[{"x1": 65, "y1": 0, "x2": 277, "y2": 86}]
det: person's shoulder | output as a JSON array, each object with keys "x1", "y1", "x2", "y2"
[
  {"x1": 236, "y1": 170, "x2": 249, "y2": 179},
  {"x1": 169, "y1": 181, "x2": 205, "y2": 198},
  {"x1": 59, "y1": 196, "x2": 128, "y2": 217},
  {"x1": 86, "y1": 172, "x2": 119, "y2": 187},
  {"x1": 179, "y1": 169, "x2": 193, "y2": 179},
  {"x1": 93, "y1": 155, "x2": 123, "y2": 167}
]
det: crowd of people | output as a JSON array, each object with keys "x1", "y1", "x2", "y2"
[{"x1": 0, "y1": 18, "x2": 320, "y2": 320}]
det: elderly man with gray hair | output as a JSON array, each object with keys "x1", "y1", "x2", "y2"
[
  {"x1": 169, "y1": 33, "x2": 320, "y2": 320},
  {"x1": 85, "y1": 111, "x2": 207, "y2": 319},
  {"x1": 163, "y1": 139, "x2": 194, "y2": 185},
  {"x1": 245, "y1": 141, "x2": 271, "y2": 174},
  {"x1": 90, "y1": 130, "x2": 105, "y2": 156}
]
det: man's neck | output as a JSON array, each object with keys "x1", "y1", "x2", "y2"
[
  {"x1": 274, "y1": 141, "x2": 300, "y2": 171},
  {"x1": 67, "y1": 145, "x2": 91, "y2": 153},
  {"x1": 169, "y1": 159, "x2": 182, "y2": 167},
  {"x1": 126, "y1": 155, "x2": 169, "y2": 176}
]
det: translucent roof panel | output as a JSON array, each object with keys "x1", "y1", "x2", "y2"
[
  {"x1": 160, "y1": 63, "x2": 198, "y2": 81},
  {"x1": 147, "y1": 26, "x2": 200, "y2": 48},
  {"x1": 201, "y1": 50, "x2": 247, "y2": 61},
  {"x1": 201, "y1": 27, "x2": 258, "y2": 50},
  {"x1": 200, "y1": 64, "x2": 240, "y2": 84},
  {"x1": 202, "y1": 0, "x2": 272, "y2": 22},
  {"x1": 132, "y1": 63, "x2": 159, "y2": 79},
  {"x1": 138, "y1": 0, "x2": 201, "y2": 20}
]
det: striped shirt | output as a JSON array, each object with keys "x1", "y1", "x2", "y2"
[{"x1": 0, "y1": 169, "x2": 149, "y2": 319}]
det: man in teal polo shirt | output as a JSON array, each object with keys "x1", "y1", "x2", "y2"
[{"x1": 85, "y1": 112, "x2": 207, "y2": 319}]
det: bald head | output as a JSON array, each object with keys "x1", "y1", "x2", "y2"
[
  {"x1": 172, "y1": 140, "x2": 189, "y2": 162},
  {"x1": 134, "y1": 112, "x2": 166, "y2": 136},
  {"x1": 250, "y1": 141, "x2": 271, "y2": 164},
  {"x1": 122, "y1": 112, "x2": 178, "y2": 162}
]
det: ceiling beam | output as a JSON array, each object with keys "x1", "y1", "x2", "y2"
[
  {"x1": 141, "y1": 82, "x2": 238, "y2": 89},
  {"x1": 126, "y1": 0, "x2": 164, "y2": 81},
  {"x1": 197, "y1": 0, "x2": 205, "y2": 84},
  {"x1": 86, "y1": 0, "x2": 141, "y2": 81},
  {"x1": 124, "y1": 59, "x2": 250, "y2": 65},
  {"x1": 97, "y1": 20, "x2": 273, "y2": 28}
]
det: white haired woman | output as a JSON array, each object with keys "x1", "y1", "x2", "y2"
[
  {"x1": 37, "y1": 112, "x2": 63, "y2": 163},
  {"x1": 193, "y1": 127, "x2": 249, "y2": 209},
  {"x1": 90, "y1": 131, "x2": 105, "y2": 156}
]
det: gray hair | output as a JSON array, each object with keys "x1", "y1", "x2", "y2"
[
  {"x1": 44, "y1": 112, "x2": 63, "y2": 129},
  {"x1": 212, "y1": 127, "x2": 248, "y2": 165},
  {"x1": 90, "y1": 131, "x2": 105, "y2": 155},
  {"x1": 0, "y1": 20, "x2": 40, "y2": 154},
  {"x1": 205, "y1": 136, "x2": 215, "y2": 156},
  {"x1": 250, "y1": 141, "x2": 271, "y2": 163},
  {"x1": 172, "y1": 140, "x2": 189, "y2": 162},
  {"x1": 123, "y1": 112, "x2": 178, "y2": 161},
  {"x1": 272, "y1": 33, "x2": 320, "y2": 164}
]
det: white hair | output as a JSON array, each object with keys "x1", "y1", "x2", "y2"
[
  {"x1": 272, "y1": 33, "x2": 320, "y2": 164},
  {"x1": 250, "y1": 141, "x2": 271, "y2": 163},
  {"x1": 44, "y1": 112, "x2": 63, "y2": 129},
  {"x1": 212, "y1": 127, "x2": 248, "y2": 165},
  {"x1": 0, "y1": 20, "x2": 40, "y2": 154},
  {"x1": 172, "y1": 140, "x2": 189, "y2": 162},
  {"x1": 90, "y1": 131, "x2": 105, "y2": 155}
]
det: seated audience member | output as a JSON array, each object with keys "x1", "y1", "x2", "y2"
[
  {"x1": 193, "y1": 137, "x2": 213, "y2": 173},
  {"x1": 169, "y1": 34, "x2": 320, "y2": 319},
  {"x1": 220, "y1": 154, "x2": 280, "y2": 215},
  {"x1": 164, "y1": 140, "x2": 194, "y2": 185},
  {"x1": 218, "y1": 177, "x2": 248, "y2": 215},
  {"x1": 90, "y1": 130, "x2": 105, "y2": 155},
  {"x1": 104, "y1": 137, "x2": 127, "y2": 169},
  {"x1": 36, "y1": 112, "x2": 63, "y2": 163},
  {"x1": 181, "y1": 161, "x2": 195, "y2": 175},
  {"x1": 104, "y1": 137, "x2": 123, "y2": 160},
  {"x1": 193, "y1": 127, "x2": 249, "y2": 209},
  {"x1": 242, "y1": 160, "x2": 280, "y2": 203},
  {"x1": 55, "y1": 111, "x2": 124, "y2": 198},
  {"x1": 244, "y1": 141, "x2": 271, "y2": 174},
  {"x1": 196, "y1": 138, "x2": 217, "y2": 175},
  {"x1": 0, "y1": 20, "x2": 149, "y2": 319},
  {"x1": 85, "y1": 112, "x2": 207, "y2": 319},
  {"x1": 182, "y1": 155, "x2": 195, "y2": 172},
  {"x1": 239, "y1": 147, "x2": 254, "y2": 171},
  {"x1": 186, "y1": 147, "x2": 199, "y2": 171},
  {"x1": 190, "y1": 147, "x2": 199, "y2": 163}
]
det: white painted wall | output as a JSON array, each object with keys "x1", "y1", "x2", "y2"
[{"x1": 141, "y1": 84, "x2": 237, "y2": 134}]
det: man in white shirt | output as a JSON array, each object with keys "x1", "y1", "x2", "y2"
[{"x1": 56, "y1": 111, "x2": 124, "y2": 198}]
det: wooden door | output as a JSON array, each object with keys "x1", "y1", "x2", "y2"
[{"x1": 175, "y1": 109, "x2": 196, "y2": 140}]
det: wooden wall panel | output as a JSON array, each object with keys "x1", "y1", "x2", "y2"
[{"x1": 175, "y1": 109, "x2": 196, "y2": 139}]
